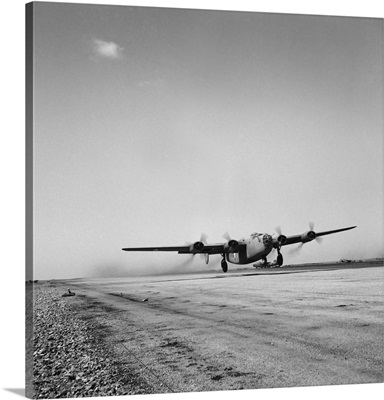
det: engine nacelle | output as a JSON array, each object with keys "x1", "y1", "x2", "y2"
[
  {"x1": 301, "y1": 230, "x2": 316, "y2": 243},
  {"x1": 223, "y1": 239, "x2": 239, "y2": 252},
  {"x1": 273, "y1": 234, "x2": 287, "y2": 247},
  {"x1": 189, "y1": 241, "x2": 204, "y2": 252}
]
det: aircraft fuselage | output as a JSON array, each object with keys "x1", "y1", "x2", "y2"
[{"x1": 226, "y1": 233, "x2": 274, "y2": 264}]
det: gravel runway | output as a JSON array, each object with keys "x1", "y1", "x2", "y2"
[{"x1": 29, "y1": 261, "x2": 383, "y2": 397}]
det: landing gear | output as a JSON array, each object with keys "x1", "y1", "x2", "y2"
[
  {"x1": 221, "y1": 257, "x2": 228, "y2": 273},
  {"x1": 277, "y1": 252, "x2": 283, "y2": 266}
]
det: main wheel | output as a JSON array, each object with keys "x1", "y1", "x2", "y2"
[
  {"x1": 277, "y1": 253, "x2": 283, "y2": 266},
  {"x1": 221, "y1": 259, "x2": 228, "y2": 273}
]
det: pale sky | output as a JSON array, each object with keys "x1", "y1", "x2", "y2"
[{"x1": 31, "y1": 2, "x2": 383, "y2": 279}]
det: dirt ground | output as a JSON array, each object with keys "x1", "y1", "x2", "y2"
[{"x1": 37, "y1": 261, "x2": 383, "y2": 395}]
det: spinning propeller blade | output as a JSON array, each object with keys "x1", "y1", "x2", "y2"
[
  {"x1": 223, "y1": 232, "x2": 232, "y2": 241},
  {"x1": 200, "y1": 232, "x2": 208, "y2": 244},
  {"x1": 288, "y1": 242, "x2": 304, "y2": 255},
  {"x1": 308, "y1": 222, "x2": 323, "y2": 244}
]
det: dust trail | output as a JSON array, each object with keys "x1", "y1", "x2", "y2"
[{"x1": 89, "y1": 255, "x2": 220, "y2": 278}]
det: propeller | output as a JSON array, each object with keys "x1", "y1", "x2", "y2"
[
  {"x1": 200, "y1": 232, "x2": 208, "y2": 244},
  {"x1": 185, "y1": 232, "x2": 208, "y2": 247},
  {"x1": 274, "y1": 226, "x2": 288, "y2": 246},
  {"x1": 199, "y1": 233, "x2": 209, "y2": 262},
  {"x1": 199, "y1": 233, "x2": 209, "y2": 264},
  {"x1": 308, "y1": 222, "x2": 323, "y2": 244},
  {"x1": 223, "y1": 232, "x2": 232, "y2": 241},
  {"x1": 185, "y1": 233, "x2": 209, "y2": 263},
  {"x1": 287, "y1": 242, "x2": 304, "y2": 255},
  {"x1": 289, "y1": 222, "x2": 323, "y2": 255},
  {"x1": 222, "y1": 232, "x2": 240, "y2": 249},
  {"x1": 275, "y1": 226, "x2": 282, "y2": 236}
]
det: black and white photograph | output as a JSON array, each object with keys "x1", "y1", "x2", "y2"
[{"x1": 2, "y1": 1, "x2": 384, "y2": 400}]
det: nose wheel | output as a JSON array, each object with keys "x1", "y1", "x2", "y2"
[{"x1": 221, "y1": 257, "x2": 228, "y2": 273}]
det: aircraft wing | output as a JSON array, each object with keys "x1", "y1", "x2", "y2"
[
  {"x1": 122, "y1": 246, "x2": 191, "y2": 252},
  {"x1": 122, "y1": 243, "x2": 246, "y2": 254},
  {"x1": 282, "y1": 226, "x2": 357, "y2": 246}
]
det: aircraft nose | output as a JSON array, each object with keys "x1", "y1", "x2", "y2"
[{"x1": 263, "y1": 234, "x2": 273, "y2": 247}]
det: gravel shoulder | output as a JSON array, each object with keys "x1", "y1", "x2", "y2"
[{"x1": 30, "y1": 282, "x2": 155, "y2": 398}]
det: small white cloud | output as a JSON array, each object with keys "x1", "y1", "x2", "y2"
[{"x1": 92, "y1": 39, "x2": 123, "y2": 59}]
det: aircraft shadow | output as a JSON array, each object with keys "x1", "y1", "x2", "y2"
[{"x1": 241, "y1": 261, "x2": 381, "y2": 277}]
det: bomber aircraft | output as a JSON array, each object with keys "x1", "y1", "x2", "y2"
[{"x1": 122, "y1": 224, "x2": 356, "y2": 273}]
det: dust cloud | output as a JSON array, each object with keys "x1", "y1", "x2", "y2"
[{"x1": 90, "y1": 257, "x2": 221, "y2": 278}]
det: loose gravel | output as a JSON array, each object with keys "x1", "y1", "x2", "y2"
[{"x1": 32, "y1": 283, "x2": 154, "y2": 398}]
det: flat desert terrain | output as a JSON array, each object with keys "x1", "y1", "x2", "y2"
[{"x1": 32, "y1": 261, "x2": 383, "y2": 396}]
